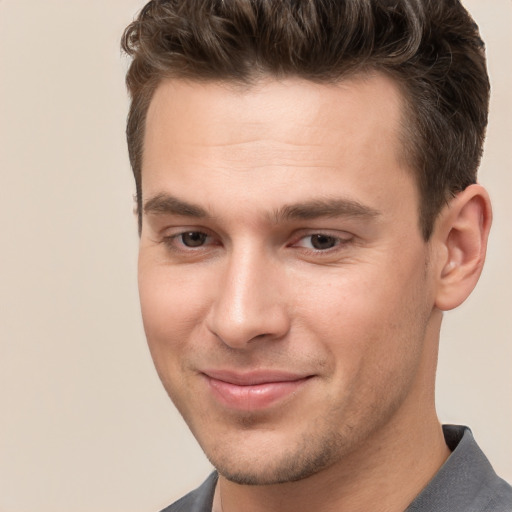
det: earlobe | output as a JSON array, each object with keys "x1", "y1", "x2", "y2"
[{"x1": 434, "y1": 184, "x2": 492, "y2": 311}]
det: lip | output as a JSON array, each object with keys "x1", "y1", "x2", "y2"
[{"x1": 202, "y1": 370, "x2": 312, "y2": 411}]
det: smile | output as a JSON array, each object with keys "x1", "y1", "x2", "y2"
[{"x1": 202, "y1": 370, "x2": 313, "y2": 411}]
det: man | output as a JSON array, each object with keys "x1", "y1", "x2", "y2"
[{"x1": 121, "y1": 1, "x2": 512, "y2": 511}]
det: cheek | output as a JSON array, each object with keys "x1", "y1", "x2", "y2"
[
  {"x1": 341, "y1": 271, "x2": 430, "y2": 391},
  {"x1": 294, "y1": 255, "x2": 430, "y2": 372},
  {"x1": 300, "y1": 270, "x2": 430, "y2": 432},
  {"x1": 138, "y1": 262, "x2": 212, "y2": 363}
]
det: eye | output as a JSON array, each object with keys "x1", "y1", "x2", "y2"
[
  {"x1": 293, "y1": 232, "x2": 351, "y2": 251},
  {"x1": 158, "y1": 228, "x2": 220, "y2": 258},
  {"x1": 178, "y1": 231, "x2": 209, "y2": 247},
  {"x1": 308, "y1": 234, "x2": 339, "y2": 250}
]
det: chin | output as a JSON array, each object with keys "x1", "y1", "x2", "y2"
[{"x1": 204, "y1": 431, "x2": 343, "y2": 486}]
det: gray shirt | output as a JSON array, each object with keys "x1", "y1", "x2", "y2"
[{"x1": 161, "y1": 425, "x2": 512, "y2": 512}]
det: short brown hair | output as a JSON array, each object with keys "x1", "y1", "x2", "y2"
[{"x1": 121, "y1": 0, "x2": 489, "y2": 239}]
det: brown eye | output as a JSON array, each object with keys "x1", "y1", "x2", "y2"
[
  {"x1": 310, "y1": 234, "x2": 338, "y2": 250},
  {"x1": 180, "y1": 232, "x2": 208, "y2": 247}
]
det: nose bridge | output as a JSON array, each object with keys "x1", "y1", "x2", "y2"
[{"x1": 207, "y1": 242, "x2": 289, "y2": 348}]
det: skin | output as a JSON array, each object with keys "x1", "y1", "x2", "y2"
[{"x1": 138, "y1": 74, "x2": 491, "y2": 512}]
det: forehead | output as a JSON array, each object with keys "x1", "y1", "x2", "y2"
[
  {"x1": 144, "y1": 73, "x2": 405, "y2": 158},
  {"x1": 141, "y1": 73, "x2": 415, "y2": 222}
]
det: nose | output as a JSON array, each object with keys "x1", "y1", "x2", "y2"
[{"x1": 206, "y1": 246, "x2": 291, "y2": 349}]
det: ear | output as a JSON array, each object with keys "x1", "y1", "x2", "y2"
[{"x1": 433, "y1": 184, "x2": 492, "y2": 311}]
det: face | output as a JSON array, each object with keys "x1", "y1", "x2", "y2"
[{"x1": 138, "y1": 75, "x2": 440, "y2": 485}]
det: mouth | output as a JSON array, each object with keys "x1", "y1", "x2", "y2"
[{"x1": 201, "y1": 370, "x2": 313, "y2": 411}]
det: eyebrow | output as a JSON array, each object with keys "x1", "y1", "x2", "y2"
[
  {"x1": 271, "y1": 198, "x2": 381, "y2": 223},
  {"x1": 143, "y1": 193, "x2": 380, "y2": 223},
  {"x1": 143, "y1": 194, "x2": 210, "y2": 218}
]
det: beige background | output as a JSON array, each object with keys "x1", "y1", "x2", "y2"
[{"x1": 0, "y1": 1, "x2": 510, "y2": 511}]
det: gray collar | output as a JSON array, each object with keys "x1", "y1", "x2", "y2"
[{"x1": 405, "y1": 425, "x2": 512, "y2": 511}]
